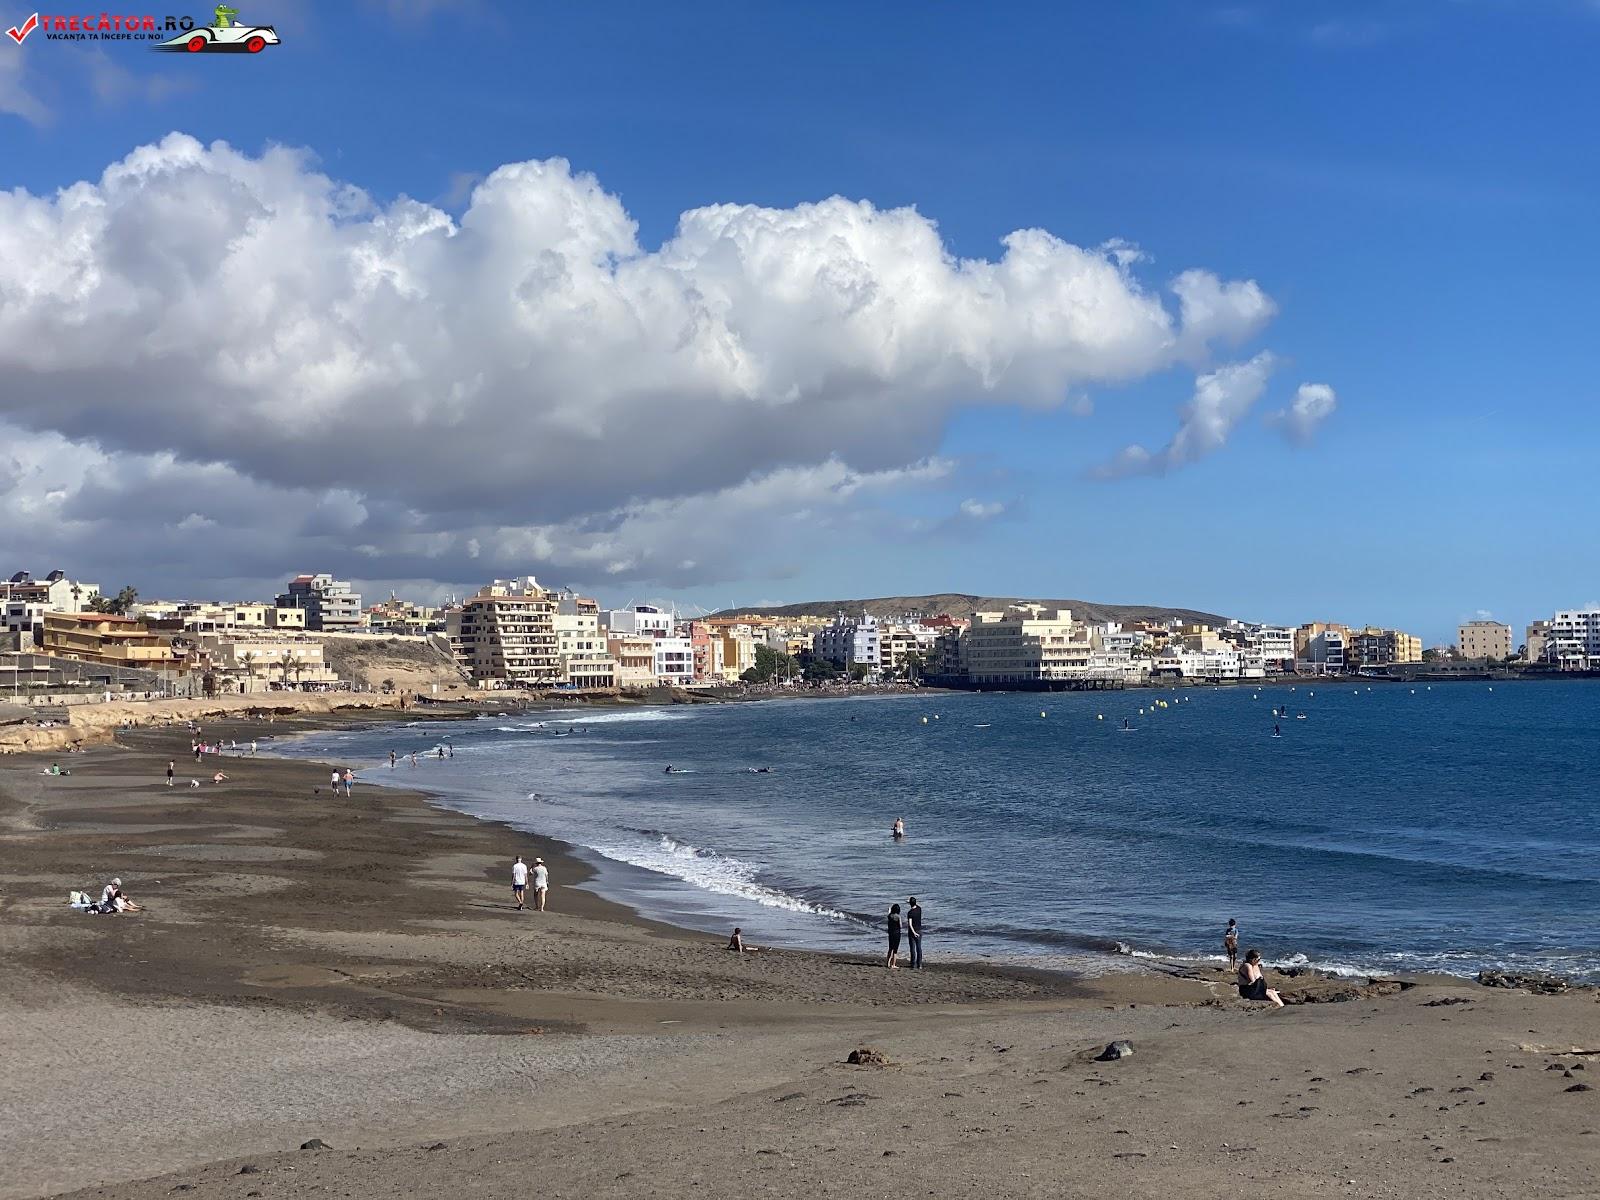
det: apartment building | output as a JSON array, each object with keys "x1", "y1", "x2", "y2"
[
  {"x1": 445, "y1": 577, "x2": 560, "y2": 685},
  {"x1": 653, "y1": 636, "x2": 696, "y2": 686},
  {"x1": 812, "y1": 614, "x2": 882, "y2": 672},
  {"x1": 964, "y1": 608, "x2": 1092, "y2": 684},
  {"x1": 275, "y1": 573, "x2": 363, "y2": 632},
  {"x1": 1457, "y1": 620, "x2": 1512, "y2": 661},
  {"x1": 41, "y1": 612, "x2": 182, "y2": 671},
  {"x1": 607, "y1": 635, "x2": 658, "y2": 689},
  {"x1": 1546, "y1": 608, "x2": 1600, "y2": 670},
  {"x1": 194, "y1": 634, "x2": 339, "y2": 690},
  {"x1": 3, "y1": 570, "x2": 101, "y2": 644},
  {"x1": 1346, "y1": 627, "x2": 1423, "y2": 667},
  {"x1": 600, "y1": 605, "x2": 675, "y2": 638},
  {"x1": 1525, "y1": 620, "x2": 1550, "y2": 663},
  {"x1": 176, "y1": 602, "x2": 273, "y2": 632}
]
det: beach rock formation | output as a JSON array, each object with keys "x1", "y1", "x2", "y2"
[
  {"x1": 1096, "y1": 1040, "x2": 1135, "y2": 1061},
  {"x1": 1477, "y1": 970, "x2": 1570, "y2": 995},
  {"x1": 847, "y1": 1047, "x2": 890, "y2": 1066}
]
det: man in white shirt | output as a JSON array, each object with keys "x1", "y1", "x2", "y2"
[
  {"x1": 511, "y1": 856, "x2": 529, "y2": 911},
  {"x1": 532, "y1": 858, "x2": 549, "y2": 912}
]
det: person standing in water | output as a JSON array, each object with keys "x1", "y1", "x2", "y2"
[
  {"x1": 891, "y1": 817, "x2": 905, "y2": 840},
  {"x1": 885, "y1": 903, "x2": 903, "y2": 969},
  {"x1": 1223, "y1": 918, "x2": 1239, "y2": 968}
]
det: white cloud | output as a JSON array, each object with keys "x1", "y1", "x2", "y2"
[
  {"x1": 1267, "y1": 381, "x2": 1338, "y2": 445},
  {"x1": 0, "y1": 45, "x2": 49, "y2": 125},
  {"x1": 1093, "y1": 352, "x2": 1276, "y2": 478},
  {"x1": 0, "y1": 135, "x2": 1294, "y2": 595},
  {"x1": 958, "y1": 499, "x2": 1006, "y2": 520}
]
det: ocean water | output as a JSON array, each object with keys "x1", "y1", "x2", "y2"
[{"x1": 271, "y1": 681, "x2": 1600, "y2": 981}]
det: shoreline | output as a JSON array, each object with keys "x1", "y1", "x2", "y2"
[{"x1": 6, "y1": 708, "x2": 1600, "y2": 1199}]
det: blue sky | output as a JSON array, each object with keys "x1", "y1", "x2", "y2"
[{"x1": 2, "y1": 0, "x2": 1597, "y2": 642}]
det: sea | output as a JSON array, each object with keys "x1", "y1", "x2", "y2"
[{"x1": 269, "y1": 680, "x2": 1600, "y2": 982}]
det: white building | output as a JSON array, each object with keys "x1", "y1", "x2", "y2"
[
  {"x1": 2, "y1": 570, "x2": 101, "y2": 643},
  {"x1": 812, "y1": 614, "x2": 881, "y2": 671},
  {"x1": 601, "y1": 605, "x2": 675, "y2": 638},
  {"x1": 653, "y1": 636, "x2": 695, "y2": 686},
  {"x1": 1547, "y1": 609, "x2": 1600, "y2": 670}
]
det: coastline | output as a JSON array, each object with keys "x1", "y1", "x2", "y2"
[{"x1": 5, "y1": 709, "x2": 1599, "y2": 1198}]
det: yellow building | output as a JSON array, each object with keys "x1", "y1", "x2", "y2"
[{"x1": 42, "y1": 612, "x2": 182, "y2": 670}]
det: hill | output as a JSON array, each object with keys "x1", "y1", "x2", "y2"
[
  {"x1": 712, "y1": 593, "x2": 1234, "y2": 626},
  {"x1": 315, "y1": 633, "x2": 470, "y2": 693}
]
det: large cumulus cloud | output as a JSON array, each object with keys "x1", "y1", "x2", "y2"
[{"x1": 1, "y1": 134, "x2": 1286, "y2": 597}]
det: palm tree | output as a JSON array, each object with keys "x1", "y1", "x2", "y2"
[
  {"x1": 240, "y1": 650, "x2": 256, "y2": 693},
  {"x1": 279, "y1": 651, "x2": 295, "y2": 690}
]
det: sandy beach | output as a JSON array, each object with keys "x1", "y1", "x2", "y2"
[{"x1": 3, "y1": 711, "x2": 1597, "y2": 1199}]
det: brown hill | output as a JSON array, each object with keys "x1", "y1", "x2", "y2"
[{"x1": 712, "y1": 593, "x2": 1233, "y2": 626}]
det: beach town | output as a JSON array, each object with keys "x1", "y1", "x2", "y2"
[{"x1": 5, "y1": 568, "x2": 1598, "y2": 722}]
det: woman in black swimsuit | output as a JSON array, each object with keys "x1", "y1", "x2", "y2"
[
  {"x1": 885, "y1": 903, "x2": 903, "y2": 969},
  {"x1": 1237, "y1": 949, "x2": 1284, "y2": 1007}
]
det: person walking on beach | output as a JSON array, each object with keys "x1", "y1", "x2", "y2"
[
  {"x1": 886, "y1": 903, "x2": 903, "y2": 969},
  {"x1": 906, "y1": 897, "x2": 924, "y2": 969},
  {"x1": 1223, "y1": 918, "x2": 1239, "y2": 968},
  {"x1": 1238, "y1": 949, "x2": 1284, "y2": 1007},
  {"x1": 330, "y1": 769, "x2": 342, "y2": 795},
  {"x1": 165, "y1": 760, "x2": 175, "y2": 787},
  {"x1": 342, "y1": 768, "x2": 355, "y2": 797},
  {"x1": 532, "y1": 857, "x2": 549, "y2": 911},
  {"x1": 389, "y1": 750, "x2": 396, "y2": 769},
  {"x1": 511, "y1": 856, "x2": 529, "y2": 910}
]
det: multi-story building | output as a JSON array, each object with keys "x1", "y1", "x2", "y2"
[
  {"x1": 266, "y1": 606, "x2": 308, "y2": 631},
  {"x1": 1525, "y1": 620, "x2": 1550, "y2": 663},
  {"x1": 964, "y1": 608, "x2": 1092, "y2": 685},
  {"x1": 653, "y1": 636, "x2": 695, "y2": 686},
  {"x1": 2, "y1": 570, "x2": 101, "y2": 644},
  {"x1": 41, "y1": 612, "x2": 182, "y2": 671},
  {"x1": 445, "y1": 577, "x2": 560, "y2": 686},
  {"x1": 812, "y1": 614, "x2": 883, "y2": 672},
  {"x1": 176, "y1": 602, "x2": 273, "y2": 632},
  {"x1": 1457, "y1": 620, "x2": 1512, "y2": 661},
  {"x1": 600, "y1": 605, "x2": 676, "y2": 639},
  {"x1": 365, "y1": 597, "x2": 445, "y2": 635},
  {"x1": 275, "y1": 574, "x2": 363, "y2": 632},
  {"x1": 1346, "y1": 627, "x2": 1423, "y2": 668},
  {"x1": 607, "y1": 635, "x2": 658, "y2": 689},
  {"x1": 194, "y1": 634, "x2": 340, "y2": 690},
  {"x1": 1301, "y1": 629, "x2": 1346, "y2": 672},
  {"x1": 1295, "y1": 622, "x2": 1351, "y2": 660},
  {"x1": 1546, "y1": 609, "x2": 1600, "y2": 670}
]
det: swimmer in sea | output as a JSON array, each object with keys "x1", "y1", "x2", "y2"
[{"x1": 892, "y1": 817, "x2": 905, "y2": 840}]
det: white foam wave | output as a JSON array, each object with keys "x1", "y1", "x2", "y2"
[
  {"x1": 586, "y1": 831, "x2": 852, "y2": 921},
  {"x1": 550, "y1": 709, "x2": 692, "y2": 726}
]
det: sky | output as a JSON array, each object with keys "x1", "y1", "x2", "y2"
[{"x1": 2, "y1": 0, "x2": 1597, "y2": 644}]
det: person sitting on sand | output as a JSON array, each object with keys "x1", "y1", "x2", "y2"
[
  {"x1": 211, "y1": 771, "x2": 229, "y2": 783},
  {"x1": 727, "y1": 927, "x2": 755, "y2": 952},
  {"x1": 189, "y1": 778, "x2": 200, "y2": 789},
  {"x1": 1237, "y1": 949, "x2": 1284, "y2": 1007},
  {"x1": 886, "y1": 903, "x2": 903, "y2": 969},
  {"x1": 1224, "y1": 918, "x2": 1239, "y2": 968},
  {"x1": 101, "y1": 878, "x2": 142, "y2": 914}
]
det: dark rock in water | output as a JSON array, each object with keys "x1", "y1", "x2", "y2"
[
  {"x1": 1096, "y1": 1040, "x2": 1135, "y2": 1061},
  {"x1": 300, "y1": 1139, "x2": 331, "y2": 1151},
  {"x1": 847, "y1": 1047, "x2": 890, "y2": 1066},
  {"x1": 1477, "y1": 970, "x2": 1570, "y2": 995}
]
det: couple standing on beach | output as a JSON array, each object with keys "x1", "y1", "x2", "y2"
[
  {"x1": 512, "y1": 855, "x2": 548, "y2": 911},
  {"x1": 886, "y1": 897, "x2": 923, "y2": 969}
]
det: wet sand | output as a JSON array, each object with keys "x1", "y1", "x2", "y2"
[{"x1": 3, "y1": 713, "x2": 1597, "y2": 1198}]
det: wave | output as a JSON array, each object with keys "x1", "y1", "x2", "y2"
[
  {"x1": 549, "y1": 709, "x2": 693, "y2": 726},
  {"x1": 591, "y1": 828, "x2": 856, "y2": 921}
]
